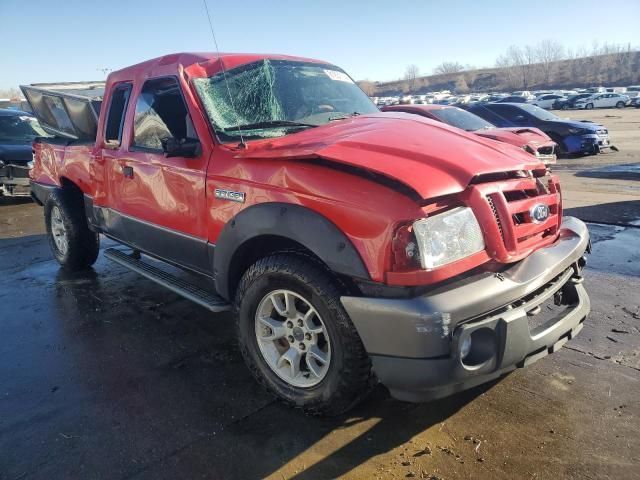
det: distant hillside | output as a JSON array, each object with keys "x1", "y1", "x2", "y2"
[{"x1": 362, "y1": 51, "x2": 640, "y2": 96}]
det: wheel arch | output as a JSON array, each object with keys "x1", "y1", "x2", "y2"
[{"x1": 213, "y1": 203, "x2": 370, "y2": 300}]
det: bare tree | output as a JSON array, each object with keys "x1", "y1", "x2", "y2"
[
  {"x1": 536, "y1": 39, "x2": 565, "y2": 87},
  {"x1": 499, "y1": 45, "x2": 538, "y2": 89},
  {"x1": 454, "y1": 76, "x2": 469, "y2": 94},
  {"x1": 357, "y1": 80, "x2": 376, "y2": 97},
  {"x1": 0, "y1": 87, "x2": 21, "y2": 99},
  {"x1": 495, "y1": 54, "x2": 518, "y2": 89},
  {"x1": 433, "y1": 61, "x2": 465, "y2": 75},
  {"x1": 404, "y1": 64, "x2": 420, "y2": 92},
  {"x1": 523, "y1": 44, "x2": 539, "y2": 87}
]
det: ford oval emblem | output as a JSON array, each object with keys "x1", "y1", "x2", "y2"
[{"x1": 530, "y1": 203, "x2": 550, "y2": 223}]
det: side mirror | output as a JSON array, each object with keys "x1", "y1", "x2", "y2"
[{"x1": 161, "y1": 137, "x2": 201, "y2": 158}]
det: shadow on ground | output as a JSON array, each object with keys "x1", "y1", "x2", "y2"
[
  {"x1": 0, "y1": 196, "x2": 33, "y2": 206},
  {"x1": 573, "y1": 162, "x2": 640, "y2": 181},
  {"x1": 0, "y1": 258, "x2": 490, "y2": 479},
  {"x1": 564, "y1": 199, "x2": 640, "y2": 226}
]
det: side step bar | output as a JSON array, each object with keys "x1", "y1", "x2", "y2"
[{"x1": 104, "y1": 248, "x2": 230, "y2": 312}]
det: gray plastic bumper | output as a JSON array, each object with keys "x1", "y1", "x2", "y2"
[
  {"x1": 30, "y1": 180, "x2": 58, "y2": 206},
  {"x1": 341, "y1": 216, "x2": 591, "y2": 402}
]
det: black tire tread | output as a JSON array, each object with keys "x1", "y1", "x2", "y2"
[
  {"x1": 45, "y1": 189, "x2": 99, "y2": 270},
  {"x1": 234, "y1": 252, "x2": 374, "y2": 416}
]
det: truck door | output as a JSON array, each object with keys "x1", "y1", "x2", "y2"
[{"x1": 106, "y1": 76, "x2": 210, "y2": 274}]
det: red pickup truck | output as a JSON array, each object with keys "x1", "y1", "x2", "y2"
[{"x1": 24, "y1": 53, "x2": 590, "y2": 415}]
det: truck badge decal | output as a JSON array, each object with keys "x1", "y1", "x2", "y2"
[
  {"x1": 215, "y1": 188, "x2": 245, "y2": 203},
  {"x1": 529, "y1": 203, "x2": 550, "y2": 223}
]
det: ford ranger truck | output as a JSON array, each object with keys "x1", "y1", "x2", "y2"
[{"x1": 24, "y1": 53, "x2": 590, "y2": 415}]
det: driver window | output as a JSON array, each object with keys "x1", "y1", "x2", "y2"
[
  {"x1": 132, "y1": 77, "x2": 197, "y2": 151},
  {"x1": 495, "y1": 106, "x2": 524, "y2": 123}
]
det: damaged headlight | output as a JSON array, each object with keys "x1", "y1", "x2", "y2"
[{"x1": 412, "y1": 207, "x2": 485, "y2": 269}]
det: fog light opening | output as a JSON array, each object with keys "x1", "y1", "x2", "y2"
[
  {"x1": 578, "y1": 255, "x2": 587, "y2": 269},
  {"x1": 460, "y1": 336, "x2": 472, "y2": 359},
  {"x1": 460, "y1": 328, "x2": 497, "y2": 367}
]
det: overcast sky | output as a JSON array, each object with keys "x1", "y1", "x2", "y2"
[{"x1": 2, "y1": 0, "x2": 639, "y2": 89}]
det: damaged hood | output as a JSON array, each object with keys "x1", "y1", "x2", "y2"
[
  {"x1": 236, "y1": 112, "x2": 544, "y2": 199},
  {"x1": 477, "y1": 127, "x2": 554, "y2": 148},
  {"x1": 0, "y1": 143, "x2": 32, "y2": 164}
]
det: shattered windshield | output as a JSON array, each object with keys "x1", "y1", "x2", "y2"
[
  {"x1": 518, "y1": 104, "x2": 559, "y2": 121},
  {"x1": 0, "y1": 115, "x2": 48, "y2": 143},
  {"x1": 193, "y1": 59, "x2": 378, "y2": 142}
]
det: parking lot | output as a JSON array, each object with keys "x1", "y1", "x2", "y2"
[{"x1": 1, "y1": 108, "x2": 639, "y2": 479}]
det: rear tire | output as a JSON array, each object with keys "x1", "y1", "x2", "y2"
[
  {"x1": 562, "y1": 104, "x2": 569, "y2": 110},
  {"x1": 234, "y1": 253, "x2": 374, "y2": 416},
  {"x1": 45, "y1": 189, "x2": 99, "y2": 270}
]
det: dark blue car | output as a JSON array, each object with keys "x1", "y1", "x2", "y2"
[
  {"x1": 0, "y1": 109, "x2": 48, "y2": 195},
  {"x1": 466, "y1": 103, "x2": 610, "y2": 156}
]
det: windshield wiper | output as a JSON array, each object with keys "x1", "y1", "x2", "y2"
[
  {"x1": 223, "y1": 120, "x2": 317, "y2": 132},
  {"x1": 328, "y1": 112, "x2": 362, "y2": 122}
]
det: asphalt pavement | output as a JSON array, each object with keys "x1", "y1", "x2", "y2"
[{"x1": 1, "y1": 109, "x2": 639, "y2": 479}]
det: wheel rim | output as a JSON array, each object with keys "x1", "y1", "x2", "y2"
[
  {"x1": 255, "y1": 289, "x2": 331, "y2": 388},
  {"x1": 50, "y1": 206, "x2": 68, "y2": 255}
]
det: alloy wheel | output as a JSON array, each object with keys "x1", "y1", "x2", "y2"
[
  {"x1": 50, "y1": 206, "x2": 69, "y2": 255},
  {"x1": 255, "y1": 289, "x2": 331, "y2": 388}
]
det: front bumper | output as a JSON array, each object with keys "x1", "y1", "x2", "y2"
[
  {"x1": 564, "y1": 133, "x2": 610, "y2": 154},
  {"x1": 0, "y1": 163, "x2": 31, "y2": 194},
  {"x1": 341, "y1": 217, "x2": 590, "y2": 402}
]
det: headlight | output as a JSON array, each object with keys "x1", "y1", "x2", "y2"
[
  {"x1": 412, "y1": 207, "x2": 485, "y2": 269},
  {"x1": 568, "y1": 127, "x2": 589, "y2": 135}
]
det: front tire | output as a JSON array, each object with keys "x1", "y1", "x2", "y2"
[
  {"x1": 615, "y1": 101, "x2": 625, "y2": 109},
  {"x1": 585, "y1": 103, "x2": 594, "y2": 110},
  {"x1": 45, "y1": 190, "x2": 99, "y2": 270},
  {"x1": 235, "y1": 253, "x2": 373, "y2": 416}
]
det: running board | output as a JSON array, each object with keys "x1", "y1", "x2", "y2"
[{"x1": 104, "y1": 248, "x2": 230, "y2": 312}]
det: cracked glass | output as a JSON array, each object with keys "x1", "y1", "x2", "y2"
[{"x1": 193, "y1": 59, "x2": 377, "y2": 142}]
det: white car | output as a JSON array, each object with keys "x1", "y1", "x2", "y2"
[
  {"x1": 575, "y1": 93, "x2": 630, "y2": 109},
  {"x1": 534, "y1": 94, "x2": 566, "y2": 109},
  {"x1": 512, "y1": 90, "x2": 536, "y2": 100},
  {"x1": 626, "y1": 85, "x2": 640, "y2": 98}
]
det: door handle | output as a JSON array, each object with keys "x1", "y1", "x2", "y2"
[{"x1": 122, "y1": 166, "x2": 134, "y2": 179}]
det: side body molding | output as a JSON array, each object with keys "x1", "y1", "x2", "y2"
[{"x1": 213, "y1": 203, "x2": 370, "y2": 299}]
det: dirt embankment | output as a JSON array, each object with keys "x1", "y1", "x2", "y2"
[{"x1": 366, "y1": 51, "x2": 640, "y2": 96}]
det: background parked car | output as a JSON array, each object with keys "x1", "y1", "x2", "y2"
[
  {"x1": 0, "y1": 109, "x2": 48, "y2": 196},
  {"x1": 535, "y1": 94, "x2": 566, "y2": 109},
  {"x1": 495, "y1": 95, "x2": 532, "y2": 103},
  {"x1": 511, "y1": 90, "x2": 536, "y2": 100},
  {"x1": 466, "y1": 102, "x2": 611, "y2": 156},
  {"x1": 575, "y1": 93, "x2": 630, "y2": 109},
  {"x1": 382, "y1": 104, "x2": 556, "y2": 164},
  {"x1": 630, "y1": 96, "x2": 640, "y2": 108},
  {"x1": 553, "y1": 93, "x2": 594, "y2": 110},
  {"x1": 478, "y1": 94, "x2": 509, "y2": 103}
]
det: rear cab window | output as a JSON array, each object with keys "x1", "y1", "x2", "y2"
[{"x1": 104, "y1": 83, "x2": 132, "y2": 147}]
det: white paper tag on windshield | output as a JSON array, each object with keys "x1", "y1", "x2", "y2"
[{"x1": 324, "y1": 69, "x2": 353, "y2": 83}]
